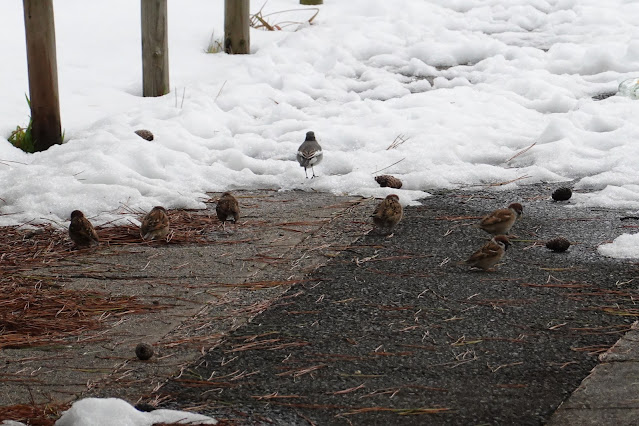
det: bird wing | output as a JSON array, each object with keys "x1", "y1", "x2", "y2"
[
  {"x1": 465, "y1": 240, "x2": 501, "y2": 263},
  {"x1": 480, "y1": 208, "x2": 513, "y2": 227},
  {"x1": 230, "y1": 199, "x2": 241, "y2": 221},
  {"x1": 297, "y1": 149, "x2": 322, "y2": 167},
  {"x1": 371, "y1": 199, "x2": 388, "y2": 218},
  {"x1": 70, "y1": 217, "x2": 99, "y2": 242}
]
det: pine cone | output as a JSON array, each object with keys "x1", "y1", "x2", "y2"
[
  {"x1": 375, "y1": 175, "x2": 403, "y2": 189},
  {"x1": 135, "y1": 343, "x2": 154, "y2": 360},
  {"x1": 551, "y1": 187, "x2": 572, "y2": 201},
  {"x1": 546, "y1": 237, "x2": 571, "y2": 252},
  {"x1": 135, "y1": 129, "x2": 154, "y2": 141}
]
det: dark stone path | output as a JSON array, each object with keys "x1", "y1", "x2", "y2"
[{"x1": 159, "y1": 184, "x2": 639, "y2": 425}]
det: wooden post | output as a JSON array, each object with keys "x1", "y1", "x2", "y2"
[
  {"x1": 141, "y1": 0, "x2": 169, "y2": 97},
  {"x1": 300, "y1": 0, "x2": 323, "y2": 4},
  {"x1": 224, "y1": 0, "x2": 250, "y2": 54},
  {"x1": 22, "y1": 0, "x2": 62, "y2": 152}
]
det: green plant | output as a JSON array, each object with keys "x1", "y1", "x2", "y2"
[
  {"x1": 205, "y1": 31, "x2": 224, "y2": 54},
  {"x1": 6, "y1": 96, "x2": 65, "y2": 153},
  {"x1": 8, "y1": 95, "x2": 35, "y2": 153}
]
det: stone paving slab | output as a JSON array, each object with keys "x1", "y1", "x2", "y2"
[
  {"x1": 0, "y1": 190, "x2": 375, "y2": 408},
  {"x1": 549, "y1": 408, "x2": 639, "y2": 426},
  {"x1": 5, "y1": 185, "x2": 639, "y2": 426},
  {"x1": 555, "y1": 362, "x2": 639, "y2": 410},
  {"x1": 549, "y1": 321, "x2": 639, "y2": 425},
  {"x1": 155, "y1": 184, "x2": 639, "y2": 425}
]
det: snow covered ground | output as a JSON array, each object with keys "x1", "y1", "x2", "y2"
[
  {"x1": 2, "y1": 1, "x2": 639, "y2": 235},
  {"x1": 2, "y1": 0, "x2": 639, "y2": 228},
  {"x1": 1, "y1": 397, "x2": 217, "y2": 426}
]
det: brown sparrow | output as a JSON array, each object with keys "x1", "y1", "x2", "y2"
[
  {"x1": 371, "y1": 194, "x2": 403, "y2": 234},
  {"x1": 297, "y1": 131, "x2": 323, "y2": 178},
  {"x1": 140, "y1": 206, "x2": 170, "y2": 241},
  {"x1": 459, "y1": 235, "x2": 511, "y2": 272},
  {"x1": 216, "y1": 192, "x2": 240, "y2": 230},
  {"x1": 478, "y1": 202, "x2": 523, "y2": 236},
  {"x1": 69, "y1": 210, "x2": 99, "y2": 248}
]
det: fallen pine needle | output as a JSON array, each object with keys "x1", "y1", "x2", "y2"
[
  {"x1": 330, "y1": 384, "x2": 365, "y2": 395},
  {"x1": 342, "y1": 406, "x2": 451, "y2": 416}
]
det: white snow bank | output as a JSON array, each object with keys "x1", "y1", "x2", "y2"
[
  {"x1": 54, "y1": 398, "x2": 217, "y2": 426},
  {"x1": 599, "y1": 233, "x2": 639, "y2": 259},
  {"x1": 1, "y1": 0, "x2": 639, "y2": 248}
]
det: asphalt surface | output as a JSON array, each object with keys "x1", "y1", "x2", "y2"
[{"x1": 156, "y1": 184, "x2": 639, "y2": 425}]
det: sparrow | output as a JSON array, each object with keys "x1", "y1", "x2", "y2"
[
  {"x1": 297, "y1": 131, "x2": 323, "y2": 178},
  {"x1": 371, "y1": 194, "x2": 403, "y2": 235},
  {"x1": 459, "y1": 235, "x2": 511, "y2": 272},
  {"x1": 216, "y1": 192, "x2": 240, "y2": 230},
  {"x1": 68, "y1": 210, "x2": 99, "y2": 248},
  {"x1": 140, "y1": 206, "x2": 170, "y2": 241},
  {"x1": 477, "y1": 202, "x2": 523, "y2": 236},
  {"x1": 374, "y1": 174, "x2": 403, "y2": 189}
]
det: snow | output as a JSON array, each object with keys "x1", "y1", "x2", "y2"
[
  {"x1": 2, "y1": 0, "x2": 639, "y2": 232},
  {"x1": 2, "y1": 398, "x2": 217, "y2": 426},
  {"x1": 599, "y1": 233, "x2": 639, "y2": 259},
  {"x1": 53, "y1": 398, "x2": 216, "y2": 426}
]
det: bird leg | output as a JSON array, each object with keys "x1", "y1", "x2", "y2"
[
  {"x1": 311, "y1": 165, "x2": 317, "y2": 179},
  {"x1": 304, "y1": 167, "x2": 309, "y2": 179}
]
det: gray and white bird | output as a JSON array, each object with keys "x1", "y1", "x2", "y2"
[{"x1": 297, "y1": 131, "x2": 323, "y2": 178}]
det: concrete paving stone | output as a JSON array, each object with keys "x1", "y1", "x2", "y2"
[
  {"x1": 555, "y1": 362, "x2": 639, "y2": 410},
  {"x1": 599, "y1": 321, "x2": 639, "y2": 363},
  {"x1": 7, "y1": 185, "x2": 639, "y2": 425},
  {"x1": 0, "y1": 190, "x2": 375, "y2": 407},
  {"x1": 547, "y1": 408, "x2": 639, "y2": 426},
  {"x1": 154, "y1": 184, "x2": 639, "y2": 425}
]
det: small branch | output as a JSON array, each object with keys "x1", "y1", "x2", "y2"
[
  {"x1": 371, "y1": 158, "x2": 405, "y2": 175},
  {"x1": 387, "y1": 134, "x2": 410, "y2": 150},
  {"x1": 486, "y1": 175, "x2": 531, "y2": 187},
  {"x1": 506, "y1": 141, "x2": 537, "y2": 163},
  {"x1": 214, "y1": 81, "x2": 227, "y2": 102}
]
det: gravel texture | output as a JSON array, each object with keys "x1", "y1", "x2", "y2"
[{"x1": 158, "y1": 184, "x2": 639, "y2": 425}]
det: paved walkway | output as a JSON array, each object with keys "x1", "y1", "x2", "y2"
[
  {"x1": 0, "y1": 190, "x2": 374, "y2": 408},
  {"x1": 2, "y1": 186, "x2": 639, "y2": 425},
  {"x1": 549, "y1": 321, "x2": 639, "y2": 425}
]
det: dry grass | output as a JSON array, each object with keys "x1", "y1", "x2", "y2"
[
  {"x1": 0, "y1": 276, "x2": 163, "y2": 349},
  {"x1": 0, "y1": 209, "x2": 220, "y2": 349},
  {"x1": 0, "y1": 402, "x2": 70, "y2": 426},
  {"x1": 0, "y1": 209, "x2": 218, "y2": 275},
  {"x1": 387, "y1": 134, "x2": 410, "y2": 150},
  {"x1": 250, "y1": 3, "x2": 319, "y2": 31}
]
